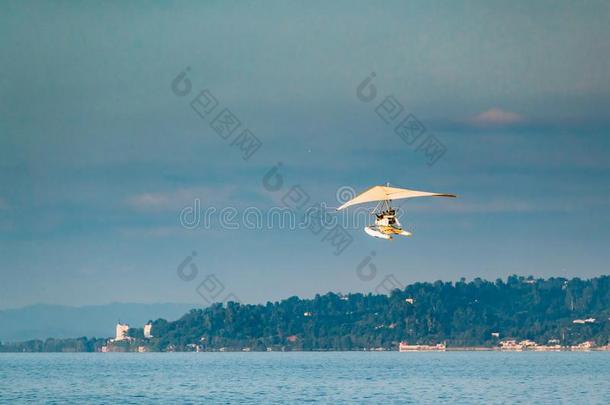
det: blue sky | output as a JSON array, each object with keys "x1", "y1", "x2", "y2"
[{"x1": 1, "y1": 1, "x2": 609, "y2": 309}]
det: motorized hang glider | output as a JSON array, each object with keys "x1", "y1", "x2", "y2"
[{"x1": 337, "y1": 184, "x2": 456, "y2": 240}]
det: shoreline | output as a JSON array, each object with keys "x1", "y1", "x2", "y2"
[{"x1": 3, "y1": 348, "x2": 610, "y2": 353}]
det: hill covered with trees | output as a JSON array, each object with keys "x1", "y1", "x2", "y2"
[
  {"x1": 141, "y1": 275, "x2": 610, "y2": 351},
  {"x1": 3, "y1": 276, "x2": 610, "y2": 352}
]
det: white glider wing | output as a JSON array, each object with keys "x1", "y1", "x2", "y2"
[{"x1": 337, "y1": 185, "x2": 456, "y2": 210}]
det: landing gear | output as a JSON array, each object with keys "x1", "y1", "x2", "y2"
[{"x1": 365, "y1": 201, "x2": 411, "y2": 240}]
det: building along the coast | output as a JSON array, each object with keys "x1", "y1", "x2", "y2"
[
  {"x1": 115, "y1": 323, "x2": 130, "y2": 341},
  {"x1": 399, "y1": 342, "x2": 446, "y2": 352},
  {"x1": 144, "y1": 323, "x2": 153, "y2": 339}
]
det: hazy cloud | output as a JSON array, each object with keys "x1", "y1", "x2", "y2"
[
  {"x1": 126, "y1": 193, "x2": 173, "y2": 211},
  {"x1": 126, "y1": 189, "x2": 217, "y2": 212},
  {"x1": 411, "y1": 194, "x2": 610, "y2": 215},
  {"x1": 470, "y1": 108, "x2": 525, "y2": 127},
  {"x1": 125, "y1": 186, "x2": 269, "y2": 212}
]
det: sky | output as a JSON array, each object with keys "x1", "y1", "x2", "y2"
[{"x1": 1, "y1": 1, "x2": 609, "y2": 309}]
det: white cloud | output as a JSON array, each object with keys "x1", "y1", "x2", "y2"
[
  {"x1": 431, "y1": 199, "x2": 537, "y2": 213},
  {"x1": 118, "y1": 226, "x2": 180, "y2": 238},
  {"x1": 408, "y1": 194, "x2": 610, "y2": 215},
  {"x1": 126, "y1": 193, "x2": 172, "y2": 210},
  {"x1": 125, "y1": 186, "x2": 270, "y2": 212},
  {"x1": 470, "y1": 108, "x2": 524, "y2": 127},
  {"x1": 126, "y1": 188, "x2": 220, "y2": 212},
  {"x1": 405, "y1": 198, "x2": 537, "y2": 214}
]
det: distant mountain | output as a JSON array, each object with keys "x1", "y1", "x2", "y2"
[{"x1": 0, "y1": 303, "x2": 199, "y2": 342}]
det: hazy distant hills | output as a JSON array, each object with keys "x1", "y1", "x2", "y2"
[{"x1": 0, "y1": 303, "x2": 198, "y2": 342}]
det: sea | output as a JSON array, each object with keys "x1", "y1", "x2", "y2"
[{"x1": 0, "y1": 352, "x2": 608, "y2": 404}]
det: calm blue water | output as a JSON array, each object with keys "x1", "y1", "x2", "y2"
[{"x1": 0, "y1": 352, "x2": 608, "y2": 404}]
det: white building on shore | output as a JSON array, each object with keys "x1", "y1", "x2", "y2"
[
  {"x1": 115, "y1": 322, "x2": 130, "y2": 341},
  {"x1": 143, "y1": 323, "x2": 153, "y2": 339},
  {"x1": 399, "y1": 342, "x2": 446, "y2": 352}
]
